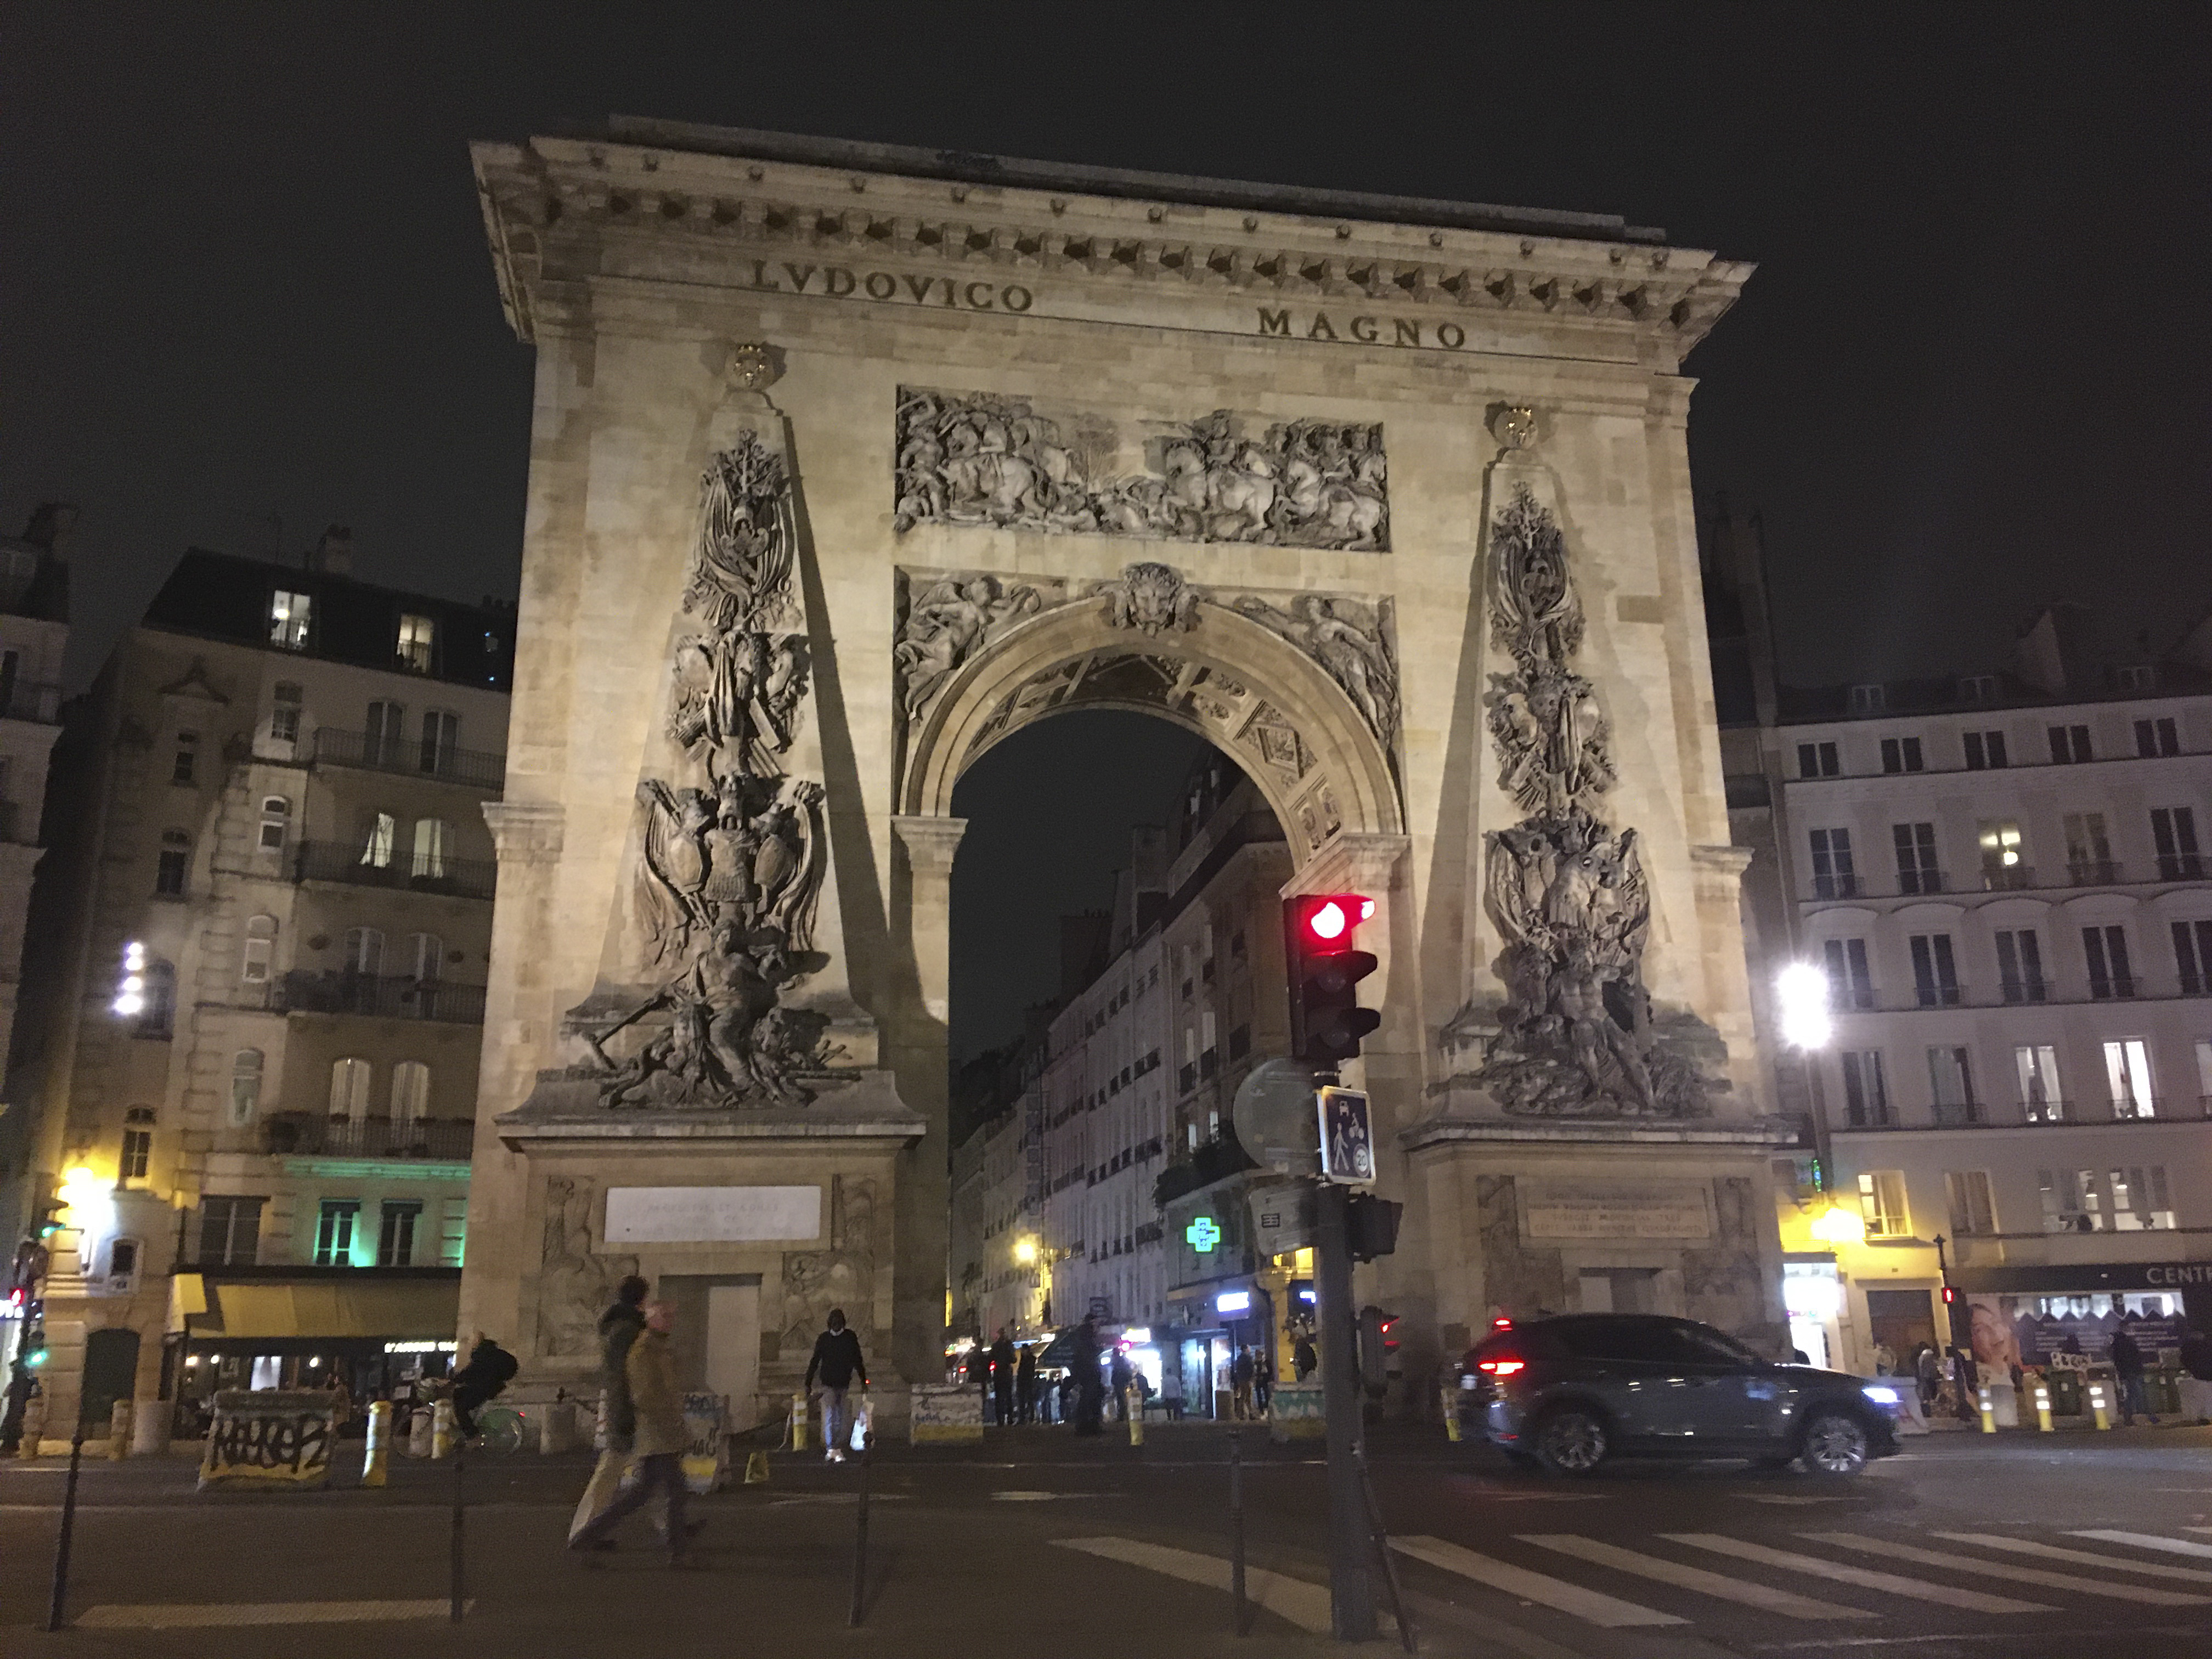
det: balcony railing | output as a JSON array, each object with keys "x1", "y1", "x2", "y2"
[
  {"x1": 2156, "y1": 854, "x2": 2208, "y2": 882},
  {"x1": 1896, "y1": 868, "x2": 1946, "y2": 896},
  {"x1": 1997, "y1": 977, "x2": 2049, "y2": 1004},
  {"x1": 292, "y1": 840, "x2": 496, "y2": 901},
  {"x1": 0, "y1": 679, "x2": 61, "y2": 724},
  {"x1": 311, "y1": 726, "x2": 507, "y2": 792},
  {"x1": 272, "y1": 971, "x2": 486, "y2": 1024},
  {"x1": 1981, "y1": 865, "x2": 2038, "y2": 891},
  {"x1": 2087, "y1": 975, "x2": 2140, "y2": 1001},
  {"x1": 1812, "y1": 873, "x2": 1860, "y2": 900},
  {"x1": 1833, "y1": 1096, "x2": 2212, "y2": 1131},
  {"x1": 1911, "y1": 981, "x2": 1965, "y2": 1008},
  {"x1": 261, "y1": 1113, "x2": 475, "y2": 1160},
  {"x1": 2067, "y1": 860, "x2": 2123, "y2": 886}
]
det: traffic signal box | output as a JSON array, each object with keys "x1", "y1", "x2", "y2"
[{"x1": 1284, "y1": 894, "x2": 1381, "y2": 1067}]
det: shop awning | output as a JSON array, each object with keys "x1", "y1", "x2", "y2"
[{"x1": 193, "y1": 1277, "x2": 459, "y2": 1341}]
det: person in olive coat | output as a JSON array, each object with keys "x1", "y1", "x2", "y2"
[{"x1": 568, "y1": 1300, "x2": 694, "y2": 1563}]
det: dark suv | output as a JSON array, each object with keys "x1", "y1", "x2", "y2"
[{"x1": 1459, "y1": 1314, "x2": 1901, "y2": 1476}]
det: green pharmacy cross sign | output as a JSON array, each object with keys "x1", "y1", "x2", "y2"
[{"x1": 1186, "y1": 1216, "x2": 1223, "y2": 1254}]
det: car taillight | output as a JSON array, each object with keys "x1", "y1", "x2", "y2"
[{"x1": 1476, "y1": 1357, "x2": 1525, "y2": 1377}]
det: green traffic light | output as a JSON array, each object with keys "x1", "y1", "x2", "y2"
[{"x1": 25, "y1": 1350, "x2": 47, "y2": 1367}]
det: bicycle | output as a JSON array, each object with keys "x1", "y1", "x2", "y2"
[{"x1": 471, "y1": 1403, "x2": 527, "y2": 1454}]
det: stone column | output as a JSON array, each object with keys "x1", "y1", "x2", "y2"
[{"x1": 888, "y1": 814, "x2": 967, "y2": 1385}]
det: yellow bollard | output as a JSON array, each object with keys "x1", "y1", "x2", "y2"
[
  {"x1": 1441, "y1": 1384, "x2": 1463, "y2": 1443},
  {"x1": 790, "y1": 1391, "x2": 809, "y2": 1452},
  {"x1": 1977, "y1": 1385, "x2": 1996, "y2": 1434},
  {"x1": 744, "y1": 1451, "x2": 770, "y2": 1485},
  {"x1": 2033, "y1": 1381, "x2": 2053, "y2": 1432},
  {"x1": 2089, "y1": 1381, "x2": 2113, "y2": 1430},
  {"x1": 362, "y1": 1400, "x2": 390, "y2": 1487},
  {"x1": 431, "y1": 1398, "x2": 456, "y2": 1459},
  {"x1": 1126, "y1": 1389, "x2": 1143, "y2": 1446}
]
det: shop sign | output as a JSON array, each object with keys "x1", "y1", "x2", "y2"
[{"x1": 1186, "y1": 1216, "x2": 1222, "y2": 1254}]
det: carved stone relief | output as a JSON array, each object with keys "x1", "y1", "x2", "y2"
[
  {"x1": 778, "y1": 1175, "x2": 878, "y2": 1349},
  {"x1": 1232, "y1": 594, "x2": 1400, "y2": 746},
  {"x1": 894, "y1": 572, "x2": 1047, "y2": 720},
  {"x1": 893, "y1": 388, "x2": 1389, "y2": 551},
  {"x1": 1455, "y1": 483, "x2": 1721, "y2": 1119},
  {"x1": 535, "y1": 1176, "x2": 640, "y2": 1360}
]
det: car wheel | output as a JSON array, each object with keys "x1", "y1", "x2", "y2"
[
  {"x1": 1799, "y1": 1411, "x2": 1870, "y2": 1477},
  {"x1": 1533, "y1": 1408, "x2": 1609, "y2": 1476}
]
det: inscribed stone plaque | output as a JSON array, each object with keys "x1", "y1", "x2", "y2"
[
  {"x1": 1519, "y1": 1180, "x2": 1712, "y2": 1242},
  {"x1": 603, "y1": 1185, "x2": 822, "y2": 1245}
]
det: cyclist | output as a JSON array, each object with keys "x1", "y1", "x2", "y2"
[{"x1": 452, "y1": 1332, "x2": 518, "y2": 1438}]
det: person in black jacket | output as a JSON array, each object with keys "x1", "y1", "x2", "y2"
[
  {"x1": 2111, "y1": 1324, "x2": 2152, "y2": 1425},
  {"x1": 570, "y1": 1275, "x2": 650, "y2": 1547},
  {"x1": 1072, "y1": 1317, "x2": 1103, "y2": 1435},
  {"x1": 806, "y1": 1308, "x2": 869, "y2": 1463},
  {"x1": 452, "y1": 1333, "x2": 518, "y2": 1438},
  {"x1": 1015, "y1": 1344, "x2": 1038, "y2": 1425},
  {"x1": 989, "y1": 1329, "x2": 1017, "y2": 1426}
]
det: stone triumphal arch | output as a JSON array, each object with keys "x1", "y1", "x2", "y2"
[{"x1": 461, "y1": 120, "x2": 1787, "y2": 1420}]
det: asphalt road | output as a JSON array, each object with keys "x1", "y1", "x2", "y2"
[{"x1": 4, "y1": 1423, "x2": 2210, "y2": 1658}]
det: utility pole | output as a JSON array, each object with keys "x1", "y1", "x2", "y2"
[{"x1": 1314, "y1": 1163, "x2": 1375, "y2": 1641}]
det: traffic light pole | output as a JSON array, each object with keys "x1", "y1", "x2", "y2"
[{"x1": 1314, "y1": 1168, "x2": 1376, "y2": 1642}]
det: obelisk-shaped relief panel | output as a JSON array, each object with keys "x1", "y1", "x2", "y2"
[{"x1": 527, "y1": 354, "x2": 876, "y2": 1115}]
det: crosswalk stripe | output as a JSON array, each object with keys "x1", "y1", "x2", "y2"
[
  {"x1": 1800, "y1": 1531, "x2": 2209, "y2": 1607},
  {"x1": 1934, "y1": 1532, "x2": 2212, "y2": 1586},
  {"x1": 1517, "y1": 1534, "x2": 1876, "y2": 1620},
  {"x1": 1391, "y1": 1535, "x2": 1686, "y2": 1628},
  {"x1": 2070, "y1": 1530, "x2": 2212, "y2": 1561},
  {"x1": 1661, "y1": 1534, "x2": 2052, "y2": 1615},
  {"x1": 76, "y1": 1601, "x2": 466, "y2": 1629},
  {"x1": 1053, "y1": 1538, "x2": 1333, "y2": 1634}
]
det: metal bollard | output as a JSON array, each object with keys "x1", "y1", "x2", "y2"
[
  {"x1": 791, "y1": 1391, "x2": 809, "y2": 1452},
  {"x1": 431, "y1": 1398, "x2": 457, "y2": 1460},
  {"x1": 2033, "y1": 1380, "x2": 2053, "y2": 1433},
  {"x1": 363, "y1": 1401, "x2": 391, "y2": 1487},
  {"x1": 108, "y1": 1398, "x2": 132, "y2": 1460},
  {"x1": 1229, "y1": 1429, "x2": 1249, "y2": 1637},
  {"x1": 1977, "y1": 1385, "x2": 1996, "y2": 1434},
  {"x1": 1440, "y1": 1384, "x2": 1462, "y2": 1443},
  {"x1": 2088, "y1": 1381, "x2": 2113, "y2": 1430}
]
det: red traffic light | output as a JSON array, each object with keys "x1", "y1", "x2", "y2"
[
  {"x1": 1308, "y1": 900, "x2": 1349, "y2": 941},
  {"x1": 1941, "y1": 1286, "x2": 1958, "y2": 1305},
  {"x1": 1285, "y1": 894, "x2": 1381, "y2": 1065}
]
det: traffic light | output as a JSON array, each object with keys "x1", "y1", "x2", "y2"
[
  {"x1": 1345, "y1": 1193, "x2": 1403, "y2": 1262},
  {"x1": 1285, "y1": 894, "x2": 1380, "y2": 1067},
  {"x1": 1941, "y1": 1286, "x2": 1958, "y2": 1306},
  {"x1": 1357, "y1": 1306, "x2": 1400, "y2": 1396}
]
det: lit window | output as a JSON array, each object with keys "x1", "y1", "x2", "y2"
[
  {"x1": 121, "y1": 1107, "x2": 155, "y2": 1182},
  {"x1": 1857, "y1": 1170, "x2": 1909, "y2": 1238},
  {"x1": 329, "y1": 1057, "x2": 373, "y2": 1122},
  {"x1": 229, "y1": 1049, "x2": 264, "y2": 1127},
  {"x1": 397, "y1": 613, "x2": 435, "y2": 673},
  {"x1": 359, "y1": 812, "x2": 395, "y2": 868},
  {"x1": 390, "y1": 1060, "x2": 430, "y2": 1128},
  {"x1": 411, "y1": 817, "x2": 449, "y2": 879},
  {"x1": 270, "y1": 590, "x2": 311, "y2": 649},
  {"x1": 270, "y1": 682, "x2": 303, "y2": 744},
  {"x1": 315, "y1": 1200, "x2": 360, "y2": 1267}
]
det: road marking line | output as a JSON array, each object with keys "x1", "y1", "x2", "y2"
[
  {"x1": 1517, "y1": 1533, "x2": 1876, "y2": 1620},
  {"x1": 1390, "y1": 1534, "x2": 1685, "y2": 1628},
  {"x1": 2068, "y1": 1529, "x2": 2212, "y2": 1560},
  {"x1": 76, "y1": 1600, "x2": 468, "y2": 1629},
  {"x1": 1744, "y1": 1494, "x2": 1858, "y2": 1505},
  {"x1": 1661, "y1": 1534, "x2": 2051, "y2": 1615},
  {"x1": 1800, "y1": 1531, "x2": 2207, "y2": 1607},
  {"x1": 1933, "y1": 1533, "x2": 2212, "y2": 1585},
  {"x1": 1053, "y1": 1538, "x2": 1335, "y2": 1635}
]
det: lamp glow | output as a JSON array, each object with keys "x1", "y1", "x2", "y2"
[
  {"x1": 1307, "y1": 900, "x2": 1348, "y2": 941},
  {"x1": 1808, "y1": 1204, "x2": 1866, "y2": 1246},
  {"x1": 1012, "y1": 1237, "x2": 1038, "y2": 1265},
  {"x1": 1776, "y1": 962, "x2": 1833, "y2": 1049}
]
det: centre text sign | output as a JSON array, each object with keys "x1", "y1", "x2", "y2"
[
  {"x1": 603, "y1": 1185, "x2": 821, "y2": 1245},
  {"x1": 1520, "y1": 1180, "x2": 1712, "y2": 1242}
]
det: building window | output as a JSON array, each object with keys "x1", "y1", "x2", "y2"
[
  {"x1": 2136, "y1": 716, "x2": 2181, "y2": 758},
  {"x1": 2199, "y1": 1040, "x2": 2212, "y2": 1111},
  {"x1": 379, "y1": 1201, "x2": 424, "y2": 1267},
  {"x1": 269, "y1": 590, "x2": 311, "y2": 649},
  {"x1": 105, "y1": 1237, "x2": 141, "y2": 1291},
  {"x1": 1839, "y1": 1051, "x2": 1891, "y2": 1127},
  {"x1": 2040, "y1": 1168, "x2": 2102, "y2": 1233},
  {"x1": 2114, "y1": 664, "x2": 2156, "y2": 692},
  {"x1": 257, "y1": 795, "x2": 291, "y2": 852},
  {"x1": 2015, "y1": 1043, "x2": 2062, "y2": 1121},
  {"x1": 397, "y1": 613, "x2": 436, "y2": 673},
  {"x1": 2102, "y1": 1038, "x2": 2154, "y2": 1118},
  {"x1": 1892, "y1": 822, "x2": 1941, "y2": 895},
  {"x1": 420, "y1": 709, "x2": 459, "y2": 775},
  {"x1": 1994, "y1": 929, "x2": 2046, "y2": 1002},
  {"x1": 2111, "y1": 1164, "x2": 2177, "y2": 1230},
  {"x1": 330, "y1": 1057, "x2": 373, "y2": 1123},
  {"x1": 2063, "y1": 812, "x2": 2115, "y2": 883},
  {"x1": 2083, "y1": 925, "x2": 2135, "y2": 1000},
  {"x1": 198, "y1": 1195, "x2": 264, "y2": 1266},
  {"x1": 315, "y1": 1200, "x2": 360, "y2": 1267},
  {"x1": 1796, "y1": 741, "x2": 1839, "y2": 779},
  {"x1": 359, "y1": 811, "x2": 396, "y2": 868},
  {"x1": 1909, "y1": 934, "x2": 1961, "y2": 1007},
  {"x1": 1977, "y1": 820, "x2": 2025, "y2": 889},
  {"x1": 1879, "y1": 736, "x2": 1923, "y2": 775},
  {"x1": 1822, "y1": 938, "x2": 1874, "y2": 1010},
  {"x1": 1927, "y1": 1046, "x2": 1977, "y2": 1124},
  {"x1": 411, "y1": 817, "x2": 449, "y2": 879},
  {"x1": 240, "y1": 913, "x2": 277, "y2": 985},
  {"x1": 1848, "y1": 684, "x2": 1886, "y2": 714},
  {"x1": 1944, "y1": 1170, "x2": 1996, "y2": 1236},
  {"x1": 1857, "y1": 1170, "x2": 1909, "y2": 1238},
  {"x1": 390, "y1": 1059, "x2": 430, "y2": 1128},
  {"x1": 1959, "y1": 675, "x2": 1998, "y2": 703},
  {"x1": 2047, "y1": 723, "x2": 2092, "y2": 764},
  {"x1": 229, "y1": 1048, "x2": 264, "y2": 1127},
  {"x1": 156, "y1": 828, "x2": 190, "y2": 896},
  {"x1": 1809, "y1": 828, "x2": 1855, "y2": 899},
  {"x1": 270, "y1": 681, "x2": 303, "y2": 744},
  {"x1": 134, "y1": 959, "x2": 176, "y2": 1039},
  {"x1": 120, "y1": 1106, "x2": 155, "y2": 1182},
  {"x1": 2151, "y1": 807, "x2": 2203, "y2": 881},
  {"x1": 2174, "y1": 919, "x2": 2212, "y2": 996},
  {"x1": 344, "y1": 927, "x2": 384, "y2": 977},
  {"x1": 171, "y1": 730, "x2": 199, "y2": 785},
  {"x1": 1962, "y1": 730, "x2": 2008, "y2": 770},
  {"x1": 365, "y1": 699, "x2": 404, "y2": 766},
  {"x1": 408, "y1": 932, "x2": 444, "y2": 981}
]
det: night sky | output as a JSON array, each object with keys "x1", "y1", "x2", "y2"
[{"x1": 5, "y1": 12, "x2": 2206, "y2": 1058}]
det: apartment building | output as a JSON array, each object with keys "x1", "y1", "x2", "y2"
[{"x1": 7, "y1": 540, "x2": 512, "y2": 1436}]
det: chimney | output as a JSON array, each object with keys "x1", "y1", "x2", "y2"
[
  {"x1": 310, "y1": 524, "x2": 354, "y2": 575},
  {"x1": 21, "y1": 502, "x2": 79, "y2": 554}
]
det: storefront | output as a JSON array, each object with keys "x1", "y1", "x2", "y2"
[{"x1": 1951, "y1": 1260, "x2": 2212, "y2": 1376}]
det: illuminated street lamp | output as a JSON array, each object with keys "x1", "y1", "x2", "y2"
[
  {"x1": 1775, "y1": 962, "x2": 1833, "y2": 1052},
  {"x1": 1012, "y1": 1237, "x2": 1038, "y2": 1266}
]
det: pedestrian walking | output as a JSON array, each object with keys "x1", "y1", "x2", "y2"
[
  {"x1": 1948, "y1": 1345, "x2": 1979, "y2": 1422},
  {"x1": 450, "y1": 1331, "x2": 518, "y2": 1438},
  {"x1": 1912, "y1": 1342, "x2": 1940, "y2": 1414},
  {"x1": 806, "y1": 1307, "x2": 870, "y2": 1462},
  {"x1": 1231, "y1": 1346, "x2": 1256, "y2": 1420},
  {"x1": 1015, "y1": 1343, "x2": 1037, "y2": 1424},
  {"x1": 1293, "y1": 1333, "x2": 1317, "y2": 1382},
  {"x1": 0, "y1": 1355, "x2": 35, "y2": 1453},
  {"x1": 989, "y1": 1328, "x2": 1017, "y2": 1426},
  {"x1": 1073, "y1": 1317, "x2": 1103, "y2": 1435},
  {"x1": 2111, "y1": 1324, "x2": 2152, "y2": 1424},
  {"x1": 569, "y1": 1274, "x2": 649, "y2": 1544},
  {"x1": 567, "y1": 1299, "x2": 695, "y2": 1565},
  {"x1": 1109, "y1": 1348, "x2": 1133, "y2": 1422}
]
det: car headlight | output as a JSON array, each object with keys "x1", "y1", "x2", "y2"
[{"x1": 1861, "y1": 1384, "x2": 1900, "y2": 1406}]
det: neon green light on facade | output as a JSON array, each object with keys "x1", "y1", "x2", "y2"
[{"x1": 1186, "y1": 1216, "x2": 1222, "y2": 1253}]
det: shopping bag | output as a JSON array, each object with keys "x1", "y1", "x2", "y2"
[{"x1": 568, "y1": 1448, "x2": 631, "y2": 1541}]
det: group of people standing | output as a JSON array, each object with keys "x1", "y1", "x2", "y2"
[{"x1": 977, "y1": 1317, "x2": 1152, "y2": 1432}]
